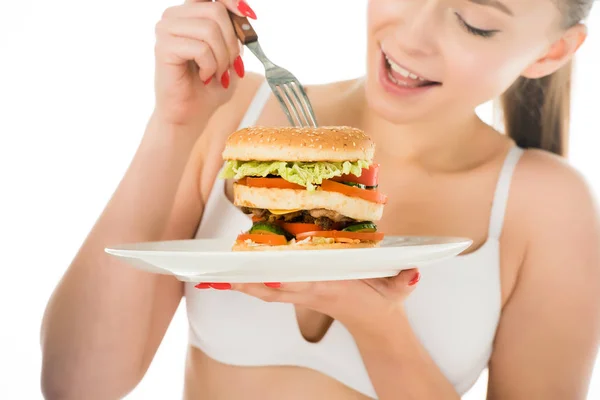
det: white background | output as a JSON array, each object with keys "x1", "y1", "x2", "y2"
[{"x1": 0, "y1": 1, "x2": 598, "y2": 399}]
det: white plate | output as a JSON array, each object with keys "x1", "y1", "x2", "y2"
[{"x1": 105, "y1": 236, "x2": 472, "y2": 282}]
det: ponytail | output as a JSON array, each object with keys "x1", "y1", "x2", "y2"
[{"x1": 500, "y1": 61, "x2": 573, "y2": 157}]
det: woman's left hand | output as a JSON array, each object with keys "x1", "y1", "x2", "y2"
[{"x1": 195, "y1": 268, "x2": 421, "y2": 327}]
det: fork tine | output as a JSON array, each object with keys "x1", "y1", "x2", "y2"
[
  {"x1": 270, "y1": 84, "x2": 297, "y2": 127},
  {"x1": 292, "y1": 82, "x2": 318, "y2": 128},
  {"x1": 282, "y1": 84, "x2": 309, "y2": 127},
  {"x1": 284, "y1": 83, "x2": 312, "y2": 128},
  {"x1": 279, "y1": 85, "x2": 304, "y2": 127}
]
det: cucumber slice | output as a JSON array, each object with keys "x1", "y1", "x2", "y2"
[
  {"x1": 249, "y1": 222, "x2": 294, "y2": 240},
  {"x1": 339, "y1": 181, "x2": 378, "y2": 190},
  {"x1": 343, "y1": 222, "x2": 377, "y2": 233}
]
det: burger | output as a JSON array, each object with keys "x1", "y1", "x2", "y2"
[{"x1": 219, "y1": 126, "x2": 387, "y2": 251}]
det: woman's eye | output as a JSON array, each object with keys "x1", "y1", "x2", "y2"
[{"x1": 454, "y1": 12, "x2": 499, "y2": 38}]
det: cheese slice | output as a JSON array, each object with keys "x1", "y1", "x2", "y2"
[{"x1": 268, "y1": 209, "x2": 302, "y2": 215}]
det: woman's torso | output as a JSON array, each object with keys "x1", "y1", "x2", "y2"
[{"x1": 182, "y1": 78, "x2": 525, "y2": 399}]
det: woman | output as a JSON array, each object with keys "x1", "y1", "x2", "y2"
[{"x1": 40, "y1": 0, "x2": 600, "y2": 399}]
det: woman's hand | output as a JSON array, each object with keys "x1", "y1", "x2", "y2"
[
  {"x1": 196, "y1": 268, "x2": 421, "y2": 328},
  {"x1": 154, "y1": 0, "x2": 257, "y2": 126}
]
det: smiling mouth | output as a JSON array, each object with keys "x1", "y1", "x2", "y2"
[{"x1": 383, "y1": 52, "x2": 441, "y2": 88}]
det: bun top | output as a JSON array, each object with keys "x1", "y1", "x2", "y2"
[{"x1": 222, "y1": 126, "x2": 375, "y2": 162}]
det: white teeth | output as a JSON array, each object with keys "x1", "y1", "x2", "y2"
[
  {"x1": 387, "y1": 71, "x2": 398, "y2": 84},
  {"x1": 390, "y1": 61, "x2": 411, "y2": 78},
  {"x1": 387, "y1": 71, "x2": 416, "y2": 88},
  {"x1": 385, "y1": 55, "x2": 426, "y2": 81}
]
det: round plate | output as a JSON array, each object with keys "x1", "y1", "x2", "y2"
[{"x1": 105, "y1": 236, "x2": 472, "y2": 282}]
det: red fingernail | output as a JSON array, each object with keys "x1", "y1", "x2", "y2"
[
  {"x1": 195, "y1": 283, "x2": 210, "y2": 289},
  {"x1": 233, "y1": 56, "x2": 245, "y2": 78},
  {"x1": 221, "y1": 70, "x2": 230, "y2": 89},
  {"x1": 237, "y1": 1, "x2": 257, "y2": 19},
  {"x1": 408, "y1": 272, "x2": 421, "y2": 286},
  {"x1": 209, "y1": 283, "x2": 232, "y2": 290},
  {"x1": 264, "y1": 282, "x2": 281, "y2": 288},
  {"x1": 203, "y1": 76, "x2": 213, "y2": 85}
]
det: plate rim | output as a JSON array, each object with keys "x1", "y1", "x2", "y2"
[{"x1": 105, "y1": 235, "x2": 474, "y2": 257}]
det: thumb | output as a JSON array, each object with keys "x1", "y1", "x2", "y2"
[
  {"x1": 362, "y1": 267, "x2": 421, "y2": 298},
  {"x1": 390, "y1": 268, "x2": 421, "y2": 291}
]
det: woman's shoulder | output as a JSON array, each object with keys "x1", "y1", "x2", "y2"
[
  {"x1": 515, "y1": 148, "x2": 596, "y2": 211},
  {"x1": 203, "y1": 71, "x2": 266, "y2": 140},
  {"x1": 190, "y1": 72, "x2": 266, "y2": 161},
  {"x1": 511, "y1": 147, "x2": 598, "y2": 250}
]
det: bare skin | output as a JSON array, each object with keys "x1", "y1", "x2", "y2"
[{"x1": 40, "y1": 0, "x2": 600, "y2": 399}]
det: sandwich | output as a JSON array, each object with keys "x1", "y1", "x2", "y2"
[{"x1": 219, "y1": 126, "x2": 387, "y2": 251}]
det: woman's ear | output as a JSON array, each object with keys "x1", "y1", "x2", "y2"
[{"x1": 522, "y1": 23, "x2": 587, "y2": 79}]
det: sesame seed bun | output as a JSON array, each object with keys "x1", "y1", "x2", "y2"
[{"x1": 222, "y1": 126, "x2": 375, "y2": 162}]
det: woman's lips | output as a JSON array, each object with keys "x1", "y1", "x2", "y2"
[{"x1": 378, "y1": 51, "x2": 441, "y2": 96}]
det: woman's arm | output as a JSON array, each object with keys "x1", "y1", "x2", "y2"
[
  {"x1": 486, "y1": 154, "x2": 600, "y2": 399},
  {"x1": 40, "y1": 114, "x2": 205, "y2": 400},
  {"x1": 40, "y1": 67, "x2": 263, "y2": 399}
]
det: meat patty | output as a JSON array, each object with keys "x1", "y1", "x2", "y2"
[
  {"x1": 308, "y1": 209, "x2": 353, "y2": 223},
  {"x1": 240, "y1": 207, "x2": 355, "y2": 230}
]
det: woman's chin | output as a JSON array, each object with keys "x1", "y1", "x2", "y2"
[{"x1": 364, "y1": 87, "x2": 436, "y2": 125}]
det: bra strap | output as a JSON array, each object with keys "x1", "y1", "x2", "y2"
[
  {"x1": 237, "y1": 80, "x2": 271, "y2": 130},
  {"x1": 488, "y1": 146, "x2": 525, "y2": 239}
]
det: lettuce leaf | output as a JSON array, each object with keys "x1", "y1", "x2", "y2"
[{"x1": 220, "y1": 160, "x2": 370, "y2": 191}]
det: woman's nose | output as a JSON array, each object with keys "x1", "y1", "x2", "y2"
[{"x1": 394, "y1": 1, "x2": 440, "y2": 57}]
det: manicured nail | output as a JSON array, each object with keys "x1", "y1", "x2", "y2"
[
  {"x1": 195, "y1": 283, "x2": 211, "y2": 289},
  {"x1": 221, "y1": 70, "x2": 230, "y2": 89},
  {"x1": 237, "y1": 1, "x2": 257, "y2": 19},
  {"x1": 264, "y1": 282, "x2": 281, "y2": 288},
  {"x1": 203, "y1": 76, "x2": 213, "y2": 85},
  {"x1": 233, "y1": 56, "x2": 245, "y2": 78},
  {"x1": 209, "y1": 283, "x2": 232, "y2": 290},
  {"x1": 408, "y1": 272, "x2": 421, "y2": 286}
]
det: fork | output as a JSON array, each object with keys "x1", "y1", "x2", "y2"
[{"x1": 228, "y1": 13, "x2": 318, "y2": 128}]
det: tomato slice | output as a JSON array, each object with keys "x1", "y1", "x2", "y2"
[
  {"x1": 279, "y1": 223, "x2": 321, "y2": 236},
  {"x1": 295, "y1": 231, "x2": 385, "y2": 242},
  {"x1": 320, "y1": 180, "x2": 387, "y2": 204},
  {"x1": 241, "y1": 177, "x2": 305, "y2": 190},
  {"x1": 332, "y1": 164, "x2": 380, "y2": 187},
  {"x1": 251, "y1": 215, "x2": 264, "y2": 223},
  {"x1": 236, "y1": 233, "x2": 288, "y2": 246}
]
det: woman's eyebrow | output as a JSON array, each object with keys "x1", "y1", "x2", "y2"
[{"x1": 468, "y1": 0, "x2": 514, "y2": 16}]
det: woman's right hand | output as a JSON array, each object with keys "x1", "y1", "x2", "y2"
[{"x1": 154, "y1": 0, "x2": 257, "y2": 126}]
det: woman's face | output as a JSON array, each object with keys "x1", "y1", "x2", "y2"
[{"x1": 365, "y1": 0, "x2": 567, "y2": 123}]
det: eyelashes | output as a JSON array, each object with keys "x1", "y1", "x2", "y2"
[{"x1": 454, "y1": 12, "x2": 499, "y2": 38}]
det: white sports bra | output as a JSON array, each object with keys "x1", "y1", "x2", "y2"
[{"x1": 184, "y1": 81, "x2": 524, "y2": 398}]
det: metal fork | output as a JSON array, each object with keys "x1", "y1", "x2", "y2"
[{"x1": 228, "y1": 13, "x2": 318, "y2": 128}]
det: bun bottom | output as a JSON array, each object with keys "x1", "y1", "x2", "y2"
[{"x1": 231, "y1": 241, "x2": 380, "y2": 252}]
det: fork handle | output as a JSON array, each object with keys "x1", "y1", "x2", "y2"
[{"x1": 228, "y1": 12, "x2": 258, "y2": 44}]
